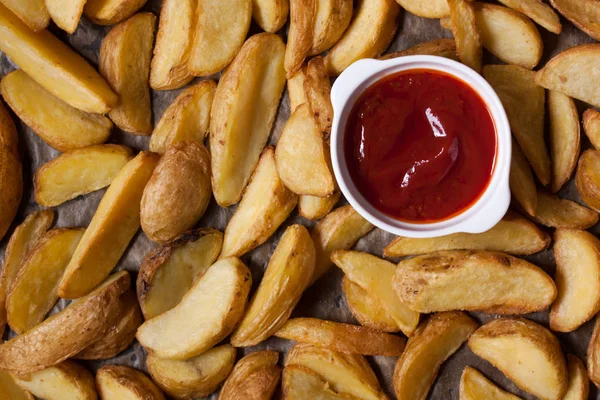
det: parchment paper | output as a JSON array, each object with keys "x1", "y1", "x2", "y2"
[{"x1": 0, "y1": 1, "x2": 598, "y2": 399}]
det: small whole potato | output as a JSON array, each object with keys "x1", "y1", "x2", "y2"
[{"x1": 141, "y1": 141, "x2": 211, "y2": 243}]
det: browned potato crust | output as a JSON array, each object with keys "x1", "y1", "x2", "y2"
[
  {"x1": 0, "y1": 99, "x2": 21, "y2": 241},
  {"x1": 380, "y1": 39, "x2": 458, "y2": 61},
  {"x1": 219, "y1": 351, "x2": 281, "y2": 400},
  {"x1": 84, "y1": 0, "x2": 147, "y2": 25},
  {"x1": 448, "y1": 0, "x2": 482, "y2": 72},
  {"x1": 309, "y1": 0, "x2": 352, "y2": 55},
  {"x1": 303, "y1": 57, "x2": 334, "y2": 138},
  {"x1": 587, "y1": 316, "x2": 600, "y2": 387},
  {"x1": 510, "y1": 138, "x2": 537, "y2": 216},
  {"x1": 533, "y1": 191, "x2": 598, "y2": 229},
  {"x1": 576, "y1": 149, "x2": 600, "y2": 212},
  {"x1": 583, "y1": 108, "x2": 600, "y2": 150},
  {"x1": 285, "y1": 0, "x2": 315, "y2": 77},
  {"x1": 96, "y1": 365, "x2": 165, "y2": 400}
]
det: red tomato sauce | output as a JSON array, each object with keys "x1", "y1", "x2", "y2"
[{"x1": 344, "y1": 69, "x2": 496, "y2": 223}]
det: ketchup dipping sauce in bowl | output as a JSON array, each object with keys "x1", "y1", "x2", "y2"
[{"x1": 330, "y1": 56, "x2": 511, "y2": 238}]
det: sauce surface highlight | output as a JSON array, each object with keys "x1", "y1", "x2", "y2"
[{"x1": 344, "y1": 69, "x2": 496, "y2": 223}]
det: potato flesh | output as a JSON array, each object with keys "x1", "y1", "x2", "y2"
[
  {"x1": 299, "y1": 192, "x2": 341, "y2": 220},
  {"x1": 12, "y1": 361, "x2": 97, "y2": 400},
  {"x1": 219, "y1": 351, "x2": 281, "y2": 400},
  {"x1": 550, "y1": 0, "x2": 600, "y2": 41},
  {"x1": 576, "y1": 149, "x2": 600, "y2": 212},
  {"x1": 380, "y1": 39, "x2": 458, "y2": 60},
  {"x1": 0, "y1": 369, "x2": 33, "y2": 400},
  {"x1": 342, "y1": 277, "x2": 401, "y2": 332},
  {"x1": 84, "y1": 0, "x2": 147, "y2": 25},
  {"x1": 1, "y1": 70, "x2": 113, "y2": 152},
  {"x1": 309, "y1": 0, "x2": 352, "y2": 55},
  {"x1": 252, "y1": 0, "x2": 289, "y2": 33},
  {"x1": 45, "y1": 0, "x2": 86, "y2": 33},
  {"x1": 0, "y1": 0, "x2": 49, "y2": 31},
  {"x1": 563, "y1": 354, "x2": 589, "y2": 400},
  {"x1": 459, "y1": 366, "x2": 521, "y2": 400},
  {"x1": 394, "y1": 0, "x2": 448, "y2": 18},
  {"x1": 288, "y1": 71, "x2": 307, "y2": 113},
  {"x1": 497, "y1": 0, "x2": 561, "y2": 33},
  {"x1": 448, "y1": 0, "x2": 481, "y2": 72},
  {"x1": 549, "y1": 91, "x2": 580, "y2": 192},
  {"x1": 283, "y1": 365, "x2": 349, "y2": 400},
  {"x1": 533, "y1": 191, "x2": 598, "y2": 229},
  {"x1": 510, "y1": 139, "x2": 537, "y2": 216},
  {"x1": 96, "y1": 366, "x2": 165, "y2": 400},
  {"x1": 34, "y1": 145, "x2": 132, "y2": 207}
]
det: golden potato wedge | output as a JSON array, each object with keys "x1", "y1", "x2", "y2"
[
  {"x1": 332, "y1": 250, "x2": 419, "y2": 336},
  {"x1": 219, "y1": 351, "x2": 281, "y2": 400},
  {"x1": 12, "y1": 360, "x2": 97, "y2": 400},
  {"x1": 96, "y1": 365, "x2": 165, "y2": 400},
  {"x1": 448, "y1": 0, "x2": 481, "y2": 72},
  {"x1": 57, "y1": 152, "x2": 160, "y2": 299},
  {"x1": 303, "y1": 57, "x2": 334, "y2": 137},
  {"x1": 309, "y1": 0, "x2": 352, "y2": 55},
  {"x1": 221, "y1": 147, "x2": 298, "y2": 258},
  {"x1": 535, "y1": 44, "x2": 600, "y2": 109},
  {"x1": 285, "y1": 0, "x2": 315, "y2": 76},
  {"x1": 188, "y1": 0, "x2": 252, "y2": 76},
  {"x1": 288, "y1": 70, "x2": 307, "y2": 113},
  {"x1": 137, "y1": 228, "x2": 223, "y2": 320},
  {"x1": 83, "y1": 0, "x2": 146, "y2": 25},
  {"x1": 0, "y1": 4, "x2": 117, "y2": 113},
  {"x1": 394, "y1": 312, "x2": 477, "y2": 400},
  {"x1": 550, "y1": 0, "x2": 600, "y2": 41},
  {"x1": 394, "y1": 250, "x2": 557, "y2": 314},
  {"x1": 1, "y1": 70, "x2": 113, "y2": 152},
  {"x1": 282, "y1": 365, "x2": 351, "y2": 400},
  {"x1": 210, "y1": 33, "x2": 286, "y2": 206},
  {"x1": 576, "y1": 149, "x2": 600, "y2": 212},
  {"x1": 298, "y1": 192, "x2": 341, "y2": 220},
  {"x1": 34, "y1": 145, "x2": 132, "y2": 207},
  {"x1": 45, "y1": 0, "x2": 85, "y2": 33},
  {"x1": 149, "y1": 80, "x2": 216, "y2": 153},
  {"x1": 469, "y1": 318, "x2": 567, "y2": 400},
  {"x1": 384, "y1": 211, "x2": 550, "y2": 257},
  {"x1": 286, "y1": 343, "x2": 385, "y2": 400},
  {"x1": 149, "y1": 0, "x2": 194, "y2": 90},
  {"x1": 0, "y1": 0, "x2": 49, "y2": 31},
  {"x1": 0, "y1": 99, "x2": 17, "y2": 154},
  {"x1": 252, "y1": 0, "x2": 289, "y2": 33},
  {"x1": 0, "y1": 369, "x2": 33, "y2": 400},
  {"x1": 588, "y1": 317, "x2": 600, "y2": 387},
  {"x1": 342, "y1": 277, "x2": 401, "y2": 332},
  {"x1": 584, "y1": 108, "x2": 600, "y2": 150},
  {"x1": 147, "y1": 345, "x2": 236, "y2": 400},
  {"x1": 484, "y1": 65, "x2": 549, "y2": 185},
  {"x1": 497, "y1": 0, "x2": 561, "y2": 33},
  {"x1": 231, "y1": 225, "x2": 315, "y2": 346},
  {"x1": 6, "y1": 228, "x2": 84, "y2": 334},
  {"x1": 549, "y1": 91, "x2": 580, "y2": 192},
  {"x1": 324, "y1": 0, "x2": 400, "y2": 76},
  {"x1": 563, "y1": 354, "x2": 589, "y2": 400},
  {"x1": 510, "y1": 139, "x2": 537, "y2": 216},
  {"x1": 100, "y1": 12, "x2": 156, "y2": 135},
  {"x1": 274, "y1": 318, "x2": 406, "y2": 356},
  {"x1": 394, "y1": 0, "x2": 448, "y2": 18},
  {"x1": 550, "y1": 229, "x2": 600, "y2": 332},
  {"x1": 0, "y1": 101, "x2": 21, "y2": 242},
  {"x1": 459, "y1": 366, "x2": 522, "y2": 400},
  {"x1": 137, "y1": 257, "x2": 251, "y2": 360},
  {"x1": 533, "y1": 191, "x2": 598, "y2": 229},
  {"x1": 0, "y1": 210, "x2": 53, "y2": 334},
  {"x1": 141, "y1": 141, "x2": 211, "y2": 243},
  {"x1": 380, "y1": 39, "x2": 459, "y2": 61},
  {"x1": 0, "y1": 271, "x2": 130, "y2": 373}
]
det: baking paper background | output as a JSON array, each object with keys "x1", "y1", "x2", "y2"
[{"x1": 0, "y1": 1, "x2": 598, "y2": 398}]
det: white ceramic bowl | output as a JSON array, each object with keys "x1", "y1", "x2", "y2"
[{"x1": 330, "y1": 56, "x2": 511, "y2": 238}]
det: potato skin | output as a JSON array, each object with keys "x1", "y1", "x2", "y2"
[
  {"x1": 0, "y1": 102, "x2": 22, "y2": 241},
  {"x1": 141, "y1": 141, "x2": 211, "y2": 243},
  {"x1": 96, "y1": 365, "x2": 165, "y2": 400},
  {"x1": 219, "y1": 351, "x2": 281, "y2": 400}
]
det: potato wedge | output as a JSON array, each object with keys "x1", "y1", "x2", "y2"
[
  {"x1": 563, "y1": 354, "x2": 589, "y2": 400},
  {"x1": 448, "y1": 0, "x2": 481, "y2": 72},
  {"x1": 550, "y1": 0, "x2": 600, "y2": 41},
  {"x1": 147, "y1": 345, "x2": 236, "y2": 400},
  {"x1": 394, "y1": 0, "x2": 448, "y2": 18},
  {"x1": 0, "y1": 99, "x2": 17, "y2": 154},
  {"x1": 12, "y1": 360, "x2": 97, "y2": 400},
  {"x1": 299, "y1": 192, "x2": 341, "y2": 220},
  {"x1": 584, "y1": 108, "x2": 600, "y2": 150},
  {"x1": 188, "y1": 0, "x2": 252, "y2": 76},
  {"x1": 1, "y1": 70, "x2": 113, "y2": 152},
  {"x1": 0, "y1": 271, "x2": 130, "y2": 373},
  {"x1": 459, "y1": 366, "x2": 522, "y2": 400},
  {"x1": 288, "y1": 70, "x2": 307, "y2": 113},
  {"x1": 588, "y1": 317, "x2": 600, "y2": 387},
  {"x1": 252, "y1": 0, "x2": 289, "y2": 33},
  {"x1": 533, "y1": 191, "x2": 598, "y2": 229},
  {"x1": 384, "y1": 211, "x2": 550, "y2": 257},
  {"x1": 497, "y1": 0, "x2": 561, "y2": 33},
  {"x1": 0, "y1": 369, "x2": 33, "y2": 400},
  {"x1": 100, "y1": 12, "x2": 156, "y2": 135},
  {"x1": 394, "y1": 250, "x2": 557, "y2": 314},
  {"x1": 324, "y1": 0, "x2": 400, "y2": 76},
  {"x1": 285, "y1": 0, "x2": 315, "y2": 76},
  {"x1": 469, "y1": 318, "x2": 567, "y2": 400},
  {"x1": 0, "y1": 0, "x2": 49, "y2": 31},
  {"x1": 210, "y1": 33, "x2": 286, "y2": 206},
  {"x1": 394, "y1": 312, "x2": 477, "y2": 400},
  {"x1": 549, "y1": 91, "x2": 580, "y2": 192},
  {"x1": 0, "y1": 5, "x2": 117, "y2": 113},
  {"x1": 141, "y1": 141, "x2": 211, "y2": 243},
  {"x1": 510, "y1": 139, "x2": 537, "y2": 216},
  {"x1": 332, "y1": 250, "x2": 419, "y2": 336},
  {"x1": 286, "y1": 343, "x2": 386, "y2": 400},
  {"x1": 342, "y1": 277, "x2": 401, "y2": 332},
  {"x1": 309, "y1": 0, "x2": 352, "y2": 55},
  {"x1": 231, "y1": 225, "x2": 315, "y2": 347},
  {"x1": 137, "y1": 257, "x2": 251, "y2": 360},
  {"x1": 6, "y1": 228, "x2": 84, "y2": 334},
  {"x1": 274, "y1": 318, "x2": 406, "y2": 356},
  {"x1": 149, "y1": 0, "x2": 194, "y2": 90},
  {"x1": 57, "y1": 152, "x2": 160, "y2": 299},
  {"x1": 380, "y1": 39, "x2": 459, "y2": 61},
  {"x1": 0, "y1": 101, "x2": 21, "y2": 241},
  {"x1": 137, "y1": 228, "x2": 223, "y2": 320},
  {"x1": 221, "y1": 147, "x2": 298, "y2": 258},
  {"x1": 535, "y1": 44, "x2": 600, "y2": 109},
  {"x1": 96, "y1": 365, "x2": 164, "y2": 400},
  {"x1": 149, "y1": 80, "x2": 216, "y2": 153},
  {"x1": 484, "y1": 65, "x2": 549, "y2": 185},
  {"x1": 303, "y1": 57, "x2": 334, "y2": 137},
  {"x1": 83, "y1": 0, "x2": 146, "y2": 25},
  {"x1": 219, "y1": 350, "x2": 281, "y2": 400},
  {"x1": 34, "y1": 145, "x2": 132, "y2": 207},
  {"x1": 282, "y1": 365, "x2": 351, "y2": 400},
  {"x1": 45, "y1": 0, "x2": 86, "y2": 33},
  {"x1": 576, "y1": 149, "x2": 600, "y2": 212}
]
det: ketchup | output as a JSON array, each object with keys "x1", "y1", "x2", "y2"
[{"x1": 344, "y1": 69, "x2": 496, "y2": 223}]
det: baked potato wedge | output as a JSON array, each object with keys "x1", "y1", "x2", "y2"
[
  {"x1": 533, "y1": 191, "x2": 598, "y2": 229},
  {"x1": 231, "y1": 225, "x2": 315, "y2": 347},
  {"x1": 285, "y1": 0, "x2": 315, "y2": 76},
  {"x1": 137, "y1": 257, "x2": 251, "y2": 360},
  {"x1": 448, "y1": 0, "x2": 481, "y2": 72},
  {"x1": 100, "y1": 12, "x2": 156, "y2": 135},
  {"x1": 147, "y1": 345, "x2": 236, "y2": 400},
  {"x1": 468, "y1": 318, "x2": 567, "y2": 400},
  {"x1": 0, "y1": 101, "x2": 21, "y2": 241},
  {"x1": 342, "y1": 277, "x2": 401, "y2": 332},
  {"x1": 6, "y1": 228, "x2": 84, "y2": 334},
  {"x1": 45, "y1": 0, "x2": 86, "y2": 33},
  {"x1": 83, "y1": 0, "x2": 146, "y2": 25},
  {"x1": 588, "y1": 317, "x2": 600, "y2": 387},
  {"x1": 188, "y1": 0, "x2": 252, "y2": 76},
  {"x1": 252, "y1": 0, "x2": 289, "y2": 33},
  {"x1": 0, "y1": 0, "x2": 49, "y2": 31},
  {"x1": 219, "y1": 351, "x2": 281, "y2": 400},
  {"x1": 210, "y1": 33, "x2": 286, "y2": 206},
  {"x1": 137, "y1": 228, "x2": 223, "y2": 320},
  {"x1": 0, "y1": 271, "x2": 130, "y2": 373},
  {"x1": 510, "y1": 139, "x2": 537, "y2": 216},
  {"x1": 274, "y1": 318, "x2": 406, "y2": 356},
  {"x1": 394, "y1": 250, "x2": 557, "y2": 314},
  {"x1": 459, "y1": 366, "x2": 521, "y2": 400},
  {"x1": 309, "y1": 0, "x2": 352, "y2": 55},
  {"x1": 141, "y1": 141, "x2": 211, "y2": 243},
  {"x1": 149, "y1": 80, "x2": 216, "y2": 153},
  {"x1": 380, "y1": 39, "x2": 458, "y2": 61},
  {"x1": 282, "y1": 365, "x2": 351, "y2": 400},
  {"x1": 394, "y1": 0, "x2": 448, "y2": 18},
  {"x1": 550, "y1": 0, "x2": 600, "y2": 41},
  {"x1": 549, "y1": 90, "x2": 580, "y2": 192},
  {"x1": 394, "y1": 312, "x2": 478, "y2": 400},
  {"x1": 324, "y1": 0, "x2": 400, "y2": 76},
  {"x1": 303, "y1": 57, "x2": 334, "y2": 137},
  {"x1": 57, "y1": 152, "x2": 160, "y2": 299},
  {"x1": 96, "y1": 365, "x2": 165, "y2": 400},
  {"x1": 221, "y1": 147, "x2": 298, "y2": 258},
  {"x1": 288, "y1": 70, "x2": 307, "y2": 113},
  {"x1": 563, "y1": 354, "x2": 589, "y2": 400},
  {"x1": 298, "y1": 192, "x2": 341, "y2": 220},
  {"x1": 0, "y1": 369, "x2": 33, "y2": 400},
  {"x1": 576, "y1": 149, "x2": 600, "y2": 212},
  {"x1": 497, "y1": 0, "x2": 561, "y2": 33},
  {"x1": 34, "y1": 144, "x2": 132, "y2": 207},
  {"x1": 0, "y1": 99, "x2": 17, "y2": 153},
  {"x1": 583, "y1": 108, "x2": 600, "y2": 150}
]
